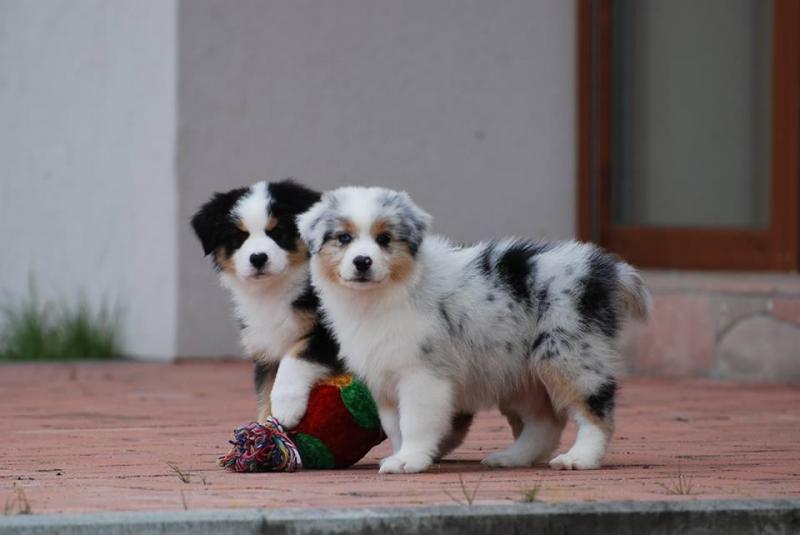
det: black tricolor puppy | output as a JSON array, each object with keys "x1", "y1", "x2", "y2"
[{"x1": 191, "y1": 179, "x2": 342, "y2": 427}]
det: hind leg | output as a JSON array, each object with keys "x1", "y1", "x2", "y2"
[
  {"x1": 501, "y1": 408, "x2": 524, "y2": 440},
  {"x1": 481, "y1": 383, "x2": 565, "y2": 467},
  {"x1": 549, "y1": 407, "x2": 613, "y2": 470},
  {"x1": 436, "y1": 412, "x2": 474, "y2": 460},
  {"x1": 538, "y1": 362, "x2": 616, "y2": 470}
]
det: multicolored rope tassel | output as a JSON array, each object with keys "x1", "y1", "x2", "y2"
[
  {"x1": 219, "y1": 374, "x2": 385, "y2": 472},
  {"x1": 219, "y1": 418, "x2": 302, "y2": 472}
]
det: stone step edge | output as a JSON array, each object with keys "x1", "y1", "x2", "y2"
[{"x1": 1, "y1": 499, "x2": 799, "y2": 535}]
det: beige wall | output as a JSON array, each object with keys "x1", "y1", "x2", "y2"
[
  {"x1": 0, "y1": 1, "x2": 577, "y2": 360},
  {"x1": 0, "y1": 0, "x2": 177, "y2": 359},
  {"x1": 177, "y1": 0, "x2": 577, "y2": 357}
]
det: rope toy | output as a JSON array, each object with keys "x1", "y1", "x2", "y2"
[{"x1": 219, "y1": 374, "x2": 385, "y2": 471}]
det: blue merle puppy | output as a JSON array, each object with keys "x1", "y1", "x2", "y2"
[{"x1": 297, "y1": 186, "x2": 651, "y2": 473}]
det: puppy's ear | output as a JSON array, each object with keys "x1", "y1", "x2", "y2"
[
  {"x1": 297, "y1": 193, "x2": 334, "y2": 255},
  {"x1": 392, "y1": 191, "x2": 432, "y2": 254},
  {"x1": 191, "y1": 188, "x2": 247, "y2": 255},
  {"x1": 395, "y1": 191, "x2": 432, "y2": 236},
  {"x1": 267, "y1": 179, "x2": 321, "y2": 217}
]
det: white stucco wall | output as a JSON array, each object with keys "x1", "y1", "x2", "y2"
[
  {"x1": 177, "y1": 0, "x2": 577, "y2": 357},
  {"x1": 0, "y1": 0, "x2": 177, "y2": 359}
]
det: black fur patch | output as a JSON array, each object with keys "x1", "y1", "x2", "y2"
[
  {"x1": 495, "y1": 245, "x2": 535, "y2": 304},
  {"x1": 254, "y1": 361, "x2": 278, "y2": 396},
  {"x1": 557, "y1": 336, "x2": 573, "y2": 352},
  {"x1": 586, "y1": 380, "x2": 617, "y2": 419},
  {"x1": 478, "y1": 243, "x2": 496, "y2": 277},
  {"x1": 536, "y1": 285, "x2": 551, "y2": 317},
  {"x1": 451, "y1": 412, "x2": 474, "y2": 430},
  {"x1": 291, "y1": 280, "x2": 320, "y2": 312},
  {"x1": 578, "y1": 251, "x2": 619, "y2": 337},
  {"x1": 477, "y1": 241, "x2": 556, "y2": 308},
  {"x1": 190, "y1": 187, "x2": 249, "y2": 260},
  {"x1": 542, "y1": 337, "x2": 559, "y2": 359},
  {"x1": 268, "y1": 179, "x2": 321, "y2": 217},
  {"x1": 298, "y1": 321, "x2": 344, "y2": 372},
  {"x1": 267, "y1": 179, "x2": 322, "y2": 251},
  {"x1": 531, "y1": 332, "x2": 549, "y2": 353}
]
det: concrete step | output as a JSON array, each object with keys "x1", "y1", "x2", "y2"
[{"x1": 2, "y1": 500, "x2": 799, "y2": 535}]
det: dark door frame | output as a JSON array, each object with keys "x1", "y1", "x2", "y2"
[{"x1": 577, "y1": 0, "x2": 800, "y2": 271}]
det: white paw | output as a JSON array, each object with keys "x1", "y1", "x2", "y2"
[
  {"x1": 270, "y1": 393, "x2": 308, "y2": 429},
  {"x1": 548, "y1": 452, "x2": 602, "y2": 471},
  {"x1": 378, "y1": 452, "x2": 433, "y2": 474},
  {"x1": 481, "y1": 449, "x2": 533, "y2": 468}
]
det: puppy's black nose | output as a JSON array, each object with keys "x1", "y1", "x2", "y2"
[
  {"x1": 353, "y1": 255, "x2": 372, "y2": 273},
  {"x1": 250, "y1": 252, "x2": 268, "y2": 269}
]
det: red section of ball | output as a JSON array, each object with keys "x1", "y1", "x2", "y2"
[{"x1": 292, "y1": 384, "x2": 385, "y2": 468}]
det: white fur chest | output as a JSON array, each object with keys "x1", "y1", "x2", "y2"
[
  {"x1": 223, "y1": 273, "x2": 306, "y2": 362},
  {"x1": 317, "y1": 281, "x2": 431, "y2": 399}
]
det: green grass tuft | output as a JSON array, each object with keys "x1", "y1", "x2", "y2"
[
  {"x1": 520, "y1": 481, "x2": 543, "y2": 503},
  {"x1": 0, "y1": 292, "x2": 122, "y2": 361}
]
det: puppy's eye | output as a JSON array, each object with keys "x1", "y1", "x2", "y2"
[
  {"x1": 375, "y1": 232, "x2": 391, "y2": 247},
  {"x1": 337, "y1": 233, "x2": 353, "y2": 245},
  {"x1": 232, "y1": 229, "x2": 249, "y2": 247},
  {"x1": 268, "y1": 226, "x2": 284, "y2": 241}
]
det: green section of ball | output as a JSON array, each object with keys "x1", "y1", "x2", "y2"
[
  {"x1": 293, "y1": 433, "x2": 335, "y2": 469},
  {"x1": 340, "y1": 379, "x2": 381, "y2": 429}
]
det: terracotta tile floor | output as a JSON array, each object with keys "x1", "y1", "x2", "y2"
[{"x1": 1, "y1": 361, "x2": 798, "y2": 514}]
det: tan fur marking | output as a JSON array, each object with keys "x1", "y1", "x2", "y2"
[
  {"x1": 340, "y1": 218, "x2": 358, "y2": 237},
  {"x1": 318, "y1": 240, "x2": 346, "y2": 284},
  {"x1": 287, "y1": 239, "x2": 310, "y2": 268},
  {"x1": 266, "y1": 216, "x2": 278, "y2": 231},
  {"x1": 285, "y1": 337, "x2": 311, "y2": 359},
  {"x1": 500, "y1": 381, "x2": 562, "y2": 441},
  {"x1": 387, "y1": 243, "x2": 416, "y2": 283},
  {"x1": 253, "y1": 359, "x2": 278, "y2": 423},
  {"x1": 501, "y1": 409, "x2": 525, "y2": 440},
  {"x1": 536, "y1": 362, "x2": 584, "y2": 413},
  {"x1": 290, "y1": 304, "x2": 316, "y2": 336},
  {"x1": 536, "y1": 362, "x2": 613, "y2": 434},
  {"x1": 215, "y1": 248, "x2": 236, "y2": 275},
  {"x1": 370, "y1": 219, "x2": 392, "y2": 238}
]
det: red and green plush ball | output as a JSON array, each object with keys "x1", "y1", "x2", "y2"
[{"x1": 219, "y1": 374, "x2": 385, "y2": 471}]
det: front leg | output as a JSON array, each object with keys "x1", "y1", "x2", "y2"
[
  {"x1": 379, "y1": 369, "x2": 453, "y2": 474},
  {"x1": 378, "y1": 403, "x2": 402, "y2": 454},
  {"x1": 270, "y1": 355, "x2": 330, "y2": 429},
  {"x1": 254, "y1": 360, "x2": 279, "y2": 423}
]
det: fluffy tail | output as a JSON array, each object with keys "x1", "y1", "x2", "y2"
[{"x1": 616, "y1": 263, "x2": 652, "y2": 321}]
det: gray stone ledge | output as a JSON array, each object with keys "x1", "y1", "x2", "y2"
[{"x1": 1, "y1": 499, "x2": 799, "y2": 535}]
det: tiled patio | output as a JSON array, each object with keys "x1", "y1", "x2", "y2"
[{"x1": 1, "y1": 361, "x2": 798, "y2": 515}]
